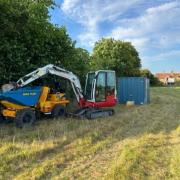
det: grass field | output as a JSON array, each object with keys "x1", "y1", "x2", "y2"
[{"x1": 0, "y1": 87, "x2": 180, "y2": 179}]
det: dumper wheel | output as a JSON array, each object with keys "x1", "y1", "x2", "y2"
[
  {"x1": 15, "y1": 109, "x2": 36, "y2": 128},
  {"x1": 51, "y1": 105, "x2": 66, "y2": 119}
]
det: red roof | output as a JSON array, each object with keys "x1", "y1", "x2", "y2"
[{"x1": 156, "y1": 73, "x2": 180, "y2": 79}]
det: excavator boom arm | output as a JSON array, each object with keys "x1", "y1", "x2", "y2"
[{"x1": 16, "y1": 64, "x2": 84, "y2": 102}]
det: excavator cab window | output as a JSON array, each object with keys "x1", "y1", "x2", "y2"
[
  {"x1": 95, "y1": 72, "x2": 106, "y2": 102},
  {"x1": 106, "y1": 72, "x2": 116, "y2": 96},
  {"x1": 85, "y1": 70, "x2": 116, "y2": 102},
  {"x1": 95, "y1": 71, "x2": 116, "y2": 102}
]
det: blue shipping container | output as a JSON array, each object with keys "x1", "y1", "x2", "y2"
[{"x1": 117, "y1": 77, "x2": 150, "y2": 105}]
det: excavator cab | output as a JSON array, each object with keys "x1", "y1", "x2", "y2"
[{"x1": 85, "y1": 70, "x2": 117, "y2": 108}]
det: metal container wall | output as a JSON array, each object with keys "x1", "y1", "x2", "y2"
[{"x1": 117, "y1": 77, "x2": 150, "y2": 105}]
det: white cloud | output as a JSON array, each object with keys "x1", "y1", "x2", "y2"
[
  {"x1": 60, "y1": 1, "x2": 180, "y2": 50},
  {"x1": 61, "y1": 0, "x2": 140, "y2": 24},
  {"x1": 141, "y1": 49, "x2": 180, "y2": 72},
  {"x1": 61, "y1": 0, "x2": 141, "y2": 47},
  {"x1": 110, "y1": 1, "x2": 180, "y2": 51},
  {"x1": 78, "y1": 32, "x2": 99, "y2": 47},
  {"x1": 107, "y1": 1, "x2": 180, "y2": 71},
  {"x1": 127, "y1": 38, "x2": 150, "y2": 48},
  {"x1": 146, "y1": 50, "x2": 180, "y2": 62},
  {"x1": 146, "y1": 1, "x2": 177, "y2": 14},
  {"x1": 61, "y1": 0, "x2": 81, "y2": 12}
]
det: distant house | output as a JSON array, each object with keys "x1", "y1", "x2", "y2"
[{"x1": 156, "y1": 72, "x2": 180, "y2": 85}]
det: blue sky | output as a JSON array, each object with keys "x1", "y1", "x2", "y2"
[{"x1": 49, "y1": 0, "x2": 180, "y2": 73}]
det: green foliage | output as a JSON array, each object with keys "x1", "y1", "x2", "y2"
[
  {"x1": 0, "y1": 0, "x2": 90, "y2": 85},
  {"x1": 140, "y1": 69, "x2": 162, "y2": 86},
  {"x1": 91, "y1": 38, "x2": 141, "y2": 77},
  {"x1": 70, "y1": 48, "x2": 90, "y2": 85},
  {"x1": 175, "y1": 80, "x2": 180, "y2": 86}
]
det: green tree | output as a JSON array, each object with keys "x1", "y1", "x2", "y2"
[
  {"x1": 91, "y1": 38, "x2": 141, "y2": 76},
  {"x1": 0, "y1": 0, "x2": 89, "y2": 86},
  {"x1": 72, "y1": 48, "x2": 90, "y2": 84},
  {"x1": 0, "y1": 0, "x2": 53, "y2": 83},
  {"x1": 140, "y1": 69, "x2": 161, "y2": 86}
]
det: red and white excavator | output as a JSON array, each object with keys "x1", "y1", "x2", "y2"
[{"x1": 2, "y1": 64, "x2": 117, "y2": 119}]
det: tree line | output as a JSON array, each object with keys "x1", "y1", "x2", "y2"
[{"x1": 0, "y1": 0, "x2": 159, "y2": 86}]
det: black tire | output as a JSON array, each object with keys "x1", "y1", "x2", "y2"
[
  {"x1": 51, "y1": 105, "x2": 66, "y2": 119},
  {"x1": 15, "y1": 109, "x2": 36, "y2": 128},
  {"x1": 35, "y1": 110, "x2": 43, "y2": 120}
]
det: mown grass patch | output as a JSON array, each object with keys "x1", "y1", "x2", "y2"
[{"x1": 0, "y1": 87, "x2": 179, "y2": 179}]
